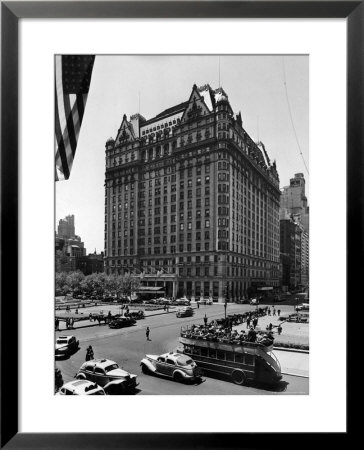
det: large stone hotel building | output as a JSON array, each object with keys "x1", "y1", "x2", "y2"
[{"x1": 104, "y1": 84, "x2": 280, "y2": 302}]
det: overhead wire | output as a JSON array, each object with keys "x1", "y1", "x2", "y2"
[{"x1": 282, "y1": 57, "x2": 309, "y2": 176}]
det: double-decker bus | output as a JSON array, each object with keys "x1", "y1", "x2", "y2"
[{"x1": 178, "y1": 325, "x2": 282, "y2": 386}]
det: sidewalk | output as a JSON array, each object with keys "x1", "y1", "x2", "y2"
[
  {"x1": 233, "y1": 312, "x2": 309, "y2": 347},
  {"x1": 55, "y1": 305, "x2": 180, "y2": 331},
  {"x1": 273, "y1": 349, "x2": 309, "y2": 377}
]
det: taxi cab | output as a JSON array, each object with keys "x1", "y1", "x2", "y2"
[
  {"x1": 140, "y1": 352, "x2": 202, "y2": 383},
  {"x1": 76, "y1": 358, "x2": 138, "y2": 394},
  {"x1": 57, "y1": 380, "x2": 105, "y2": 395}
]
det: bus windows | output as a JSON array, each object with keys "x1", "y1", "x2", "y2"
[
  {"x1": 235, "y1": 353, "x2": 244, "y2": 364},
  {"x1": 245, "y1": 354, "x2": 254, "y2": 366},
  {"x1": 226, "y1": 351, "x2": 234, "y2": 362},
  {"x1": 200, "y1": 347, "x2": 208, "y2": 357},
  {"x1": 209, "y1": 349, "x2": 216, "y2": 358},
  {"x1": 217, "y1": 350, "x2": 225, "y2": 360},
  {"x1": 192, "y1": 347, "x2": 201, "y2": 356}
]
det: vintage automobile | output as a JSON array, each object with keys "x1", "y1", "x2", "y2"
[
  {"x1": 176, "y1": 306, "x2": 194, "y2": 318},
  {"x1": 55, "y1": 335, "x2": 79, "y2": 357},
  {"x1": 56, "y1": 380, "x2": 106, "y2": 395},
  {"x1": 129, "y1": 310, "x2": 145, "y2": 320},
  {"x1": 175, "y1": 298, "x2": 190, "y2": 306},
  {"x1": 155, "y1": 297, "x2": 172, "y2": 305},
  {"x1": 109, "y1": 316, "x2": 135, "y2": 328},
  {"x1": 76, "y1": 358, "x2": 138, "y2": 394},
  {"x1": 296, "y1": 303, "x2": 310, "y2": 311},
  {"x1": 198, "y1": 297, "x2": 213, "y2": 305},
  {"x1": 140, "y1": 352, "x2": 202, "y2": 383}
]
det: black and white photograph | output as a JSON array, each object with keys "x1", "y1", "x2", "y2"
[{"x1": 55, "y1": 55, "x2": 309, "y2": 396}]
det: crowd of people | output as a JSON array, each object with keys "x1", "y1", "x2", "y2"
[
  {"x1": 180, "y1": 306, "x2": 281, "y2": 348},
  {"x1": 181, "y1": 321, "x2": 275, "y2": 348}
]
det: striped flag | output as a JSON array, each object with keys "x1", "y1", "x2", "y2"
[{"x1": 55, "y1": 55, "x2": 95, "y2": 181}]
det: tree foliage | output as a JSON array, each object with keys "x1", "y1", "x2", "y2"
[{"x1": 55, "y1": 270, "x2": 141, "y2": 298}]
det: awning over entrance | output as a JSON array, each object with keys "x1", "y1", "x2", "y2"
[{"x1": 257, "y1": 287, "x2": 273, "y2": 291}]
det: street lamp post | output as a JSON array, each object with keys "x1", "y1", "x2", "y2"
[{"x1": 224, "y1": 299, "x2": 227, "y2": 320}]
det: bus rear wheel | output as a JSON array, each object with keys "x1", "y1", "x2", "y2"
[{"x1": 231, "y1": 370, "x2": 246, "y2": 385}]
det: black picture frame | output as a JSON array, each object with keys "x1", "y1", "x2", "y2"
[{"x1": 1, "y1": 1, "x2": 357, "y2": 448}]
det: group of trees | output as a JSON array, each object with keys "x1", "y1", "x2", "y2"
[{"x1": 55, "y1": 271, "x2": 141, "y2": 299}]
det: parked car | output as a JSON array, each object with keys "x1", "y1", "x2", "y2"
[
  {"x1": 55, "y1": 335, "x2": 79, "y2": 357},
  {"x1": 56, "y1": 380, "x2": 106, "y2": 395},
  {"x1": 236, "y1": 298, "x2": 249, "y2": 304},
  {"x1": 296, "y1": 303, "x2": 309, "y2": 311},
  {"x1": 140, "y1": 352, "x2": 202, "y2": 383},
  {"x1": 198, "y1": 297, "x2": 213, "y2": 305},
  {"x1": 249, "y1": 298, "x2": 258, "y2": 305},
  {"x1": 76, "y1": 358, "x2": 138, "y2": 394},
  {"x1": 109, "y1": 317, "x2": 135, "y2": 328},
  {"x1": 176, "y1": 306, "x2": 194, "y2": 318},
  {"x1": 175, "y1": 298, "x2": 190, "y2": 306}
]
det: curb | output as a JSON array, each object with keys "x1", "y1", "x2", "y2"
[
  {"x1": 273, "y1": 346, "x2": 309, "y2": 354},
  {"x1": 281, "y1": 371, "x2": 309, "y2": 379}
]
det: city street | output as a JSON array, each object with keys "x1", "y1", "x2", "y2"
[{"x1": 56, "y1": 303, "x2": 309, "y2": 395}]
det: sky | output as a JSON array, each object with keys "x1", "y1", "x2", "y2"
[{"x1": 56, "y1": 55, "x2": 309, "y2": 253}]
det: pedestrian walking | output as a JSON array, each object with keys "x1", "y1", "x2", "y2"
[
  {"x1": 246, "y1": 317, "x2": 251, "y2": 328},
  {"x1": 197, "y1": 302, "x2": 200, "y2": 309},
  {"x1": 268, "y1": 307, "x2": 271, "y2": 316},
  {"x1": 146, "y1": 327, "x2": 151, "y2": 341},
  {"x1": 203, "y1": 314, "x2": 208, "y2": 327},
  {"x1": 253, "y1": 317, "x2": 258, "y2": 329},
  {"x1": 277, "y1": 309, "x2": 281, "y2": 317},
  {"x1": 272, "y1": 308, "x2": 276, "y2": 316},
  {"x1": 86, "y1": 345, "x2": 94, "y2": 361},
  {"x1": 277, "y1": 325, "x2": 282, "y2": 335}
]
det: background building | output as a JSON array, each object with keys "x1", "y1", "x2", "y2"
[
  {"x1": 280, "y1": 173, "x2": 309, "y2": 232},
  {"x1": 75, "y1": 251, "x2": 105, "y2": 275},
  {"x1": 279, "y1": 209, "x2": 309, "y2": 290},
  {"x1": 57, "y1": 214, "x2": 75, "y2": 239},
  {"x1": 104, "y1": 84, "x2": 281, "y2": 302},
  {"x1": 55, "y1": 215, "x2": 91, "y2": 272},
  {"x1": 280, "y1": 173, "x2": 309, "y2": 289}
]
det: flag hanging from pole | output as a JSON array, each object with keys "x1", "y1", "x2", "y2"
[{"x1": 55, "y1": 55, "x2": 95, "y2": 181}]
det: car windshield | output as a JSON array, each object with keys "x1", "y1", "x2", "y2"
[
  {"x1": 104, "y1": 364, "x2": 119, "y2": 372},
  {"x1": 56, "y1": 339, "x2": 68, "y2": 344},
  {"x1": 176, "y1": 356, "x2": 193, "y2": 366}
]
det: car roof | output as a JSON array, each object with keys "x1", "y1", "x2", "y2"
[
  {"x1": 160, "y1": 352, "x2": 181, "y2": 360},
  {"x1": 83, "y1": 358, "x2": 117, "y2": 368},
  {"x1": 63, "y1": 380, "x2": 103, "y2": 393},
  {"x1": 57, "y1": 335, "x2": 74, "y2": 340}
]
